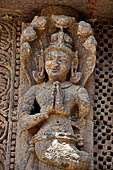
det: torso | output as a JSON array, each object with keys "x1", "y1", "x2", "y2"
[{"x1": 34, "y1": 82, "x2": 81, "y2": 140}]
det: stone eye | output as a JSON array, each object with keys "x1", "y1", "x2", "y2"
[
  {"x1": 58, "y1": 59, "x2": 62, "y2": 62},
  {"x1": 59, "y1": 58, "x2": 68, "y2": 63}
]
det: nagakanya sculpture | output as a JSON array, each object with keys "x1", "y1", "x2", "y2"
[{"x1": 16, "y1": 15, "x2": 96, "y2": 170}]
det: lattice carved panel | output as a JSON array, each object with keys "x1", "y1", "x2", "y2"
[{"x1": 93, "y1": 20, "x2": 113, "y2": 170}]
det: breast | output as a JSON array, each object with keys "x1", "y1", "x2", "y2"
[{"x1": 36, "y1": 88, "x2": 51, "y2": 108}]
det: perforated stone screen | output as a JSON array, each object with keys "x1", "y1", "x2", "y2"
[{"x1": 93, "y1": 20, "x2": 113, "y2": 170}]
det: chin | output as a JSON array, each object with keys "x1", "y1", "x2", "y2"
[{"x1": 50, "y1": 75, "x2": 61, "y2": 82}]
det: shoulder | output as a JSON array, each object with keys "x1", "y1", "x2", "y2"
[
  {"x1": 69, "y1": 84, "x2": 89, "y2": 96},
  {"x1": 25, "y1": 84, "x2": 41, "y2": 96},
  {"x1": 68, "y1": 84, "x2": 81, "y2": 92},
  {"x1": 77, "y1": 86, "x2": 88, "y2": 95},
  {"x1": 77, "y1": 86, "x2": 88, "y2": 92},
  {"x1": 66, "y1": 84, "x2": 81, "y2": 98},
  {"x1": 77, "y1": 86, "x2": 89, "y2": 101}
]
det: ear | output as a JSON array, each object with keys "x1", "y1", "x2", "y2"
[
  {"x1": 70, "y1": 71, "x2": 82, "y2": 85},
  {"x1": 32, "y1": 70, "x2": 45, "y2": 84},
  {"x1": 70, "y1": 51, "x2": 82, "y2": 84}
]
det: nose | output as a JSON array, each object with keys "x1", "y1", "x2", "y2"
[{"x1": 53, "y1": 59, "x2": 59, "y2": 67}]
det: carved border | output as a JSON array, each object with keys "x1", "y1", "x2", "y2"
[
  {"x1": 6, "y1": 19, "x2": 21, "y2": 170},
  {"x1": 0, "y1": 16, "x2": 21, "y2": 170}
]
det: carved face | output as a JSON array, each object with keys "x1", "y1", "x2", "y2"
[{"x1": 45, "y1": 50, "x2": 71, "y2": 83}]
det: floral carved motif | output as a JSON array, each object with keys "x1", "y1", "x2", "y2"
[{"x1": 0, "y1": 17, "x2": 21, "y2": 170}]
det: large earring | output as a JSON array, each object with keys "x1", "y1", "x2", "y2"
[
  {"x1": 32, "y1": 46, "x2": 45, "y2": 84},
  {"x1": 32, "y1": 66, "x2": 45, "y2": 84},
  {"x1": 70, "y1": 51, "x2": 82, "y2": 84}
]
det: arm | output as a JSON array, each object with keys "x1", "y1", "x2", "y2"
[
  {"x1": 77, "y1": 87, "x2": 90, "y2": 119},
  {"x1": 19, "y1": 86, "x2": 48, "y2": 131},
  {"x1": 19, "y1": 112, "x2": 49, "y2": 131}
]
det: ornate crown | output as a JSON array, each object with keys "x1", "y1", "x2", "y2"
[{"x1": 44, "y1": 31, "x2": 74, "y2": 60}]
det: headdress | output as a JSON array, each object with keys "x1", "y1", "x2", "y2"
[{"x1": 44, "y1": 31, "x2": 74, "y2": 60}]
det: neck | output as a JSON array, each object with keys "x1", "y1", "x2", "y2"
[
  {"x1": 49, "y1": 75, "x2": 67, "y2": 83},
  {"x1": 49, "y1": 78, "x2": 66, "y2": 83}
]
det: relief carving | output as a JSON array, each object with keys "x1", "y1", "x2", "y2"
[
  {"x1": 16, "y1": 13, "x2": 96, "y2": 170},
  {"x1": 0, "y1": 17, "x2": 21, "y2": 169},
  {"x1": 0, "y1": 23, "x2": 12, "y2": 170}
]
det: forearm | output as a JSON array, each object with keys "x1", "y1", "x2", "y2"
[{"x1": 19, "y1": 112, "x2": 48, "y2": 130}]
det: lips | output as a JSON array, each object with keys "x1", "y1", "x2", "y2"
[{"x1": 51, "y1": 69, "x2": 59, "y2": 72}]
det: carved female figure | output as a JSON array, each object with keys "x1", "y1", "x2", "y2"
[{"x1": 16, "y1": 15, "x2": 96, "y2": 170}]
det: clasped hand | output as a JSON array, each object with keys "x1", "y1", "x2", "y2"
[{"x1": 41, "y1": 81, "x2": 70, "y2": 117}]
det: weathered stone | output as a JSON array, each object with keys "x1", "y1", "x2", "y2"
[
  {"x1": 0, "y1": 18, "x2": 21, "y2": 169},
  {"x1": 15, "y1": 12, "x2": 96, "y2": 170}
]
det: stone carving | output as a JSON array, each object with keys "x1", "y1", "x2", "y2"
[
  {"x1": 16, "y1": 14, "x2": 96, "y2": 170},
  {"x1": 0, "y1": 17, "x2": 21, "y2": 170},
  {"x1": 0, "y1": 22, "x2": 12, "y2": 170}
]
